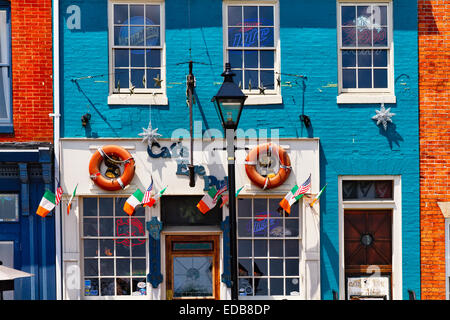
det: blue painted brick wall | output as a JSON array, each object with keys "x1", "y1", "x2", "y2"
[{"x1": 59, "y1": 0, "x2": 419, "y2": 299}]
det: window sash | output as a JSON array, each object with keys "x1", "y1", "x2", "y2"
[
  {"x1": 337, "y1": 2, "x2": 393, "y2": 94},
  {"x1": 0, "y1": 9, "x2": 12, "y2": 126},
  {"x1": 224, "y1": 2, "x2": 279, "y2": 95},
  {"x1": 109, "y1": 1, "x2": 165, "y2": 94}
]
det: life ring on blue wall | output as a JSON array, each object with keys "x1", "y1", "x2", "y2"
[{"x1": 89, "y1": 145, "x2": 135, "y2": 191}]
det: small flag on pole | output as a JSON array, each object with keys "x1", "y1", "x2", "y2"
[
  {"x1": 279, "y1": 174, "x2": 311, "y2": 214},
  {"x1": 67, "y1": 183, "x2": 78, "y2": 215},
  {"x1": 36, "y1": 190, "x2": 56, "y2": 217},
  {"x1": 55, "y1": 181, "x2": 63, "y2": 206},
  {"x1": 220, "y1": 184, "x2": 246, "y2": 208},
  {"x1": 197, "y1": 186, "x2": 223, "y2": 214},
  {"x1": 123, "y1": 189, "x2": 144, "y2": 216},
  {"x1": 142, "y1": 178, "x2": 154, "y2": 206},
  {"x1": 144, "y1": 186, "x2": 167, "y2": 208},
  {"x1": 310, "y1": 184, "x2": 327, "y2": 207}
]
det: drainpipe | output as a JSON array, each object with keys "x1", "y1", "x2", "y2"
[{"x1": 52, "y1": 0, "x2": 62, "y2": 301}]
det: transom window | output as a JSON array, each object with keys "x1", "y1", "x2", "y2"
[
  {"x1": 338, "y1": 2, "x2": 392, "y2": 92},
  {"x1": 82, "y1": 197, "x2": 148, "y2": 298},
  {"x1": 109, "y1": 2, "x2": 164, "y2": 94},
  {"x1": 237, "y1": 198, "x2": 301, "y2": 298},
  {"x1": 224, "y1": 3, "x2": 279, "y2": 95}
]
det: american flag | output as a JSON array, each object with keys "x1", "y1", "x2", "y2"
[
  {"x1": 213, "y1": 185, "x2": 228, "y2": 203},
  {"x1": 55, "y1": 183, "x2": 63, "y2": 206},
  {"x1": 143, "y1": 179, "x2": 154, "y2": 205},
  {"x1": 294, "y1": 174, "x2": 311, "y2": 197}
]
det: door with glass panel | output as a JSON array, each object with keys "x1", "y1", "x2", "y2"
[{"x1": 165, "y1": 235, "x2": 220, "y2": 300}]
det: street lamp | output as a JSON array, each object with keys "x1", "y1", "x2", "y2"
[{"x1": 212, "y1": 62, "x2": 247, "y2": 300}]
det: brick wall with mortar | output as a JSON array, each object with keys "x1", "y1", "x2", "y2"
[
  {"x1": 60, "y1": 0, "x2": 420, "y2": 299},
  {"x1": 0, "y1": 0, "x2": 54, "y2": 142},
  {"x1": 419, "y1": 0, "x2": 450, "y2": 300}
]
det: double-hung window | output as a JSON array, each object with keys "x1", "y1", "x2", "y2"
[
  {"x1": 108, "y1": 1, "x2": 167, "y2": 105},
  {"x1": 224, "y1": 2, "x2": 281, "y2": 105},
  {"x1": 337, "y1": 2, "x2": 395, "y2": 104},
  {"x1": 0, "y1": 2, "x2": 12, "y2": 132}
]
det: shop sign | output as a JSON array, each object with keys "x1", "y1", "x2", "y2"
[{"x1": 347, "y1": 275, "x2": 390, "y2": 300}]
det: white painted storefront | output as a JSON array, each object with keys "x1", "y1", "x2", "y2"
[{"x1": 59, "y1": 138, "x2": 320, "y2": 300}]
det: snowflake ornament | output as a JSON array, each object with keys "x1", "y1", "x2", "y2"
[
  {"x1": 139, "y1": 121, "x2": 162, "y2": 145},
  {"x1": 372, "y1": 103, "x2": 396, "y2": 131}
]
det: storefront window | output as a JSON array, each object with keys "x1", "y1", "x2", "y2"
[
  {"x1": 237, "y1": 198, "x2": 301, "y2": 298},
  {"x1": 0, "y1": 194, "x2": 18, "y2": 222},
  {"x1": 82, "y1": 197, "x2": 148, "y2": 297}
]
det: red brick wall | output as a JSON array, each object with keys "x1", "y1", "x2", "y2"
[
  {"x1": 419, "y1": 0, "x2": 450, "y2": 300},
  {"x1": 0, "y1": 0, "x2": 53, "y2": 142}
]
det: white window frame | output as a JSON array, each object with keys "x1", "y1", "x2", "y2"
[
  {"x1": 107, "y1": 0, "x2": 168, "y2": 105},
  {"x1": 336, "y1": 1, "x2": 396, "y2": 104},
  {"x1": 236, "y1": 196, "x2": 304, "y2": 300},
  {"x1": 80, "y1": 196, "x2": 150, "y2": 300},
  {"x1": 223, "y1": 0, "x2": 282, "y2": 105},
  {"x1": 0, "y1": 7, "x2": 13, "y2": 131},
  {"x1": 338, "y1": 175, "x2": 402, "y2": 300}
]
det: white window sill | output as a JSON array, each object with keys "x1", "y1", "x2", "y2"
[
  {"x1": 337, "y1": 93, "x2": 396, "y2": 104},
  {"x1": 244, "y1": 94, "x2": 283, "y2": 106},
  {"x1": 108, "y1": 94, "x2": 168, "y2": 106}
]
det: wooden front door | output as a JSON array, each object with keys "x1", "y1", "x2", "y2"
[{"x1": 165, "y1": 235, "x2": 220, "y2": 300}]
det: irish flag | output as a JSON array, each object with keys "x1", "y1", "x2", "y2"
[
  {"x1": 67, "y1": 184, "x2": 78, "y2": 215},
  {"x1": 144, "y1": 186, "x2": 167, "y2": 208},
  {"x1": 279, "y1": 175, "x2": 311, "y2": 214},
  {"x1": 197, "y1": 186, "x2": 222, "y2": 214},
  {"x1": 123, "y1": 189, "x2": 144, "y2": 216},
  {"x1": 36, "y1": 190, "x2": 56, "y2": 217}
]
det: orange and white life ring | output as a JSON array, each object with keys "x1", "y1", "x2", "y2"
[
  {"x1": 245, "y1": 143, "x2": 291, "y2": 190},
  {"x1": 89, "y1": 145, "x2": 135, "y2": 191}
]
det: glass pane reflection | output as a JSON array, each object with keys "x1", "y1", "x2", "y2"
[{"x1": 173, "y1": 256, "x2": 213, "y2": 298}]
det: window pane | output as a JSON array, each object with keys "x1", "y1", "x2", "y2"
[
  {"x1": 114, "y1": 4, "x2": 128, "y2": 25},
  {"x1": 269, "y1": 240, "x2": 283, "y2": 257},
  {"x1": 115, "y1": 49, "x2": 129, "y2": 68},
  {"x1": 100, "y1": 239, "x2": 114, "y2": 257},
  {"x1": 253, "y1": 217, "x2": 268, "y2": 237},
  {"x1": 131, "y1": 69, "x2": 145, "y2": 89},
  {"x1": 99, "y1": 198, "x2": 114, "y2": 216},
  {"x1": 232, "y1": 69, "x2": 243, "y2": 88},
  {"x1": 357, "y1": 50, "x2": 372, "y2": 67},
  {"x1": 84, "y1": 278, "x2": 99, "y2": 296},
  {"x1": 358, "y1": 69, "x2": 372, "y2": 88},
  {"x1": 83, "y1": 219, "x2": 98, "y2": 237},
  {"x1": 290, "y1": 202, "x2": 299, "y2": 218},
  {"x1": 100, "y1": 259, "x2": 114, "y2": 276},
  {"x1": 146, "y1": 49, "x2": 161, "y2": 68},
  {"x1": 100, "y1": 218, "x2": 113, "y2": 236},
  {"x1": 145, "y1": 26, "x2": 160, "y2": 46},
  {"x1": 0, "y1": 68, "x2": 9, "y2": 120},
  {"x1": 131, "y1": 218, "x2": 146, "y2": 237},
  {"x1": 114, "y1": 26, "x2": 128, "y2": 46},
  {"x1": 373, "y1": 27, "x2": 388, "y2": 47},
  {"x1": 238, "y1": 239, "x2": 252, "y2": 257},
  {"x1": 132, "y1": 259, "x2": 146, "y2": 276},
  {"x1": 357, "y1": 27, "x2": 372, "y2": 46},
  {"x1": 342, "y1": 69, "x2": 356, "y2": 88},
  {"x1": 243, "y1": 27, "x2": 258, "y2": 47},
  {"x1": 373, "y1": 5, "x2": 387, "y2": 26},
  {"x1": 254, "y1": 259, "x2": 267, "y2": 276},
  {"x1": 84, "y1": 239, "x2": 98, "y2": 257},
  {"x1": 270, "y1": 259, "x2": 283, "y2": 276},
  {"x1": 115, "y1": 198, "x2": 127, "y2": 215},
  {"x1": 130, "y1": 26, "x2": 145, "y2": 46},
  {"x1": 254, "y1": 278, "x2": 268, "y2": 296},
  {"x1": 84, "y1": 259, "x2": 98, "y2": 276},
  {"x1": 116, "y1": 259, "x2": 130, "y2": 276},
  {"x1": 373, "y1": 50, "x2": 387, "y2": 67},
  {"x1": 228, "y1": 6, "x2": 242, "y2": 26},
  {"x1": 84, "y1": 198, "x2": 97, "y2": 217},
  {"x1": 0, "y1": 194, "x2": 18, "y2": 222},
  {"x1": 131, "y1": 239, "x2": 146, "y2": 257},
  {"x1": 285, "y1": 240, "x2": 299, "y2": 257},
  {"x1": 116, "y1": 278, "x2": 130, "y2": 295},
  {"x1": 260, "y1": 70, "x2": 274, "y2": 89},
  {"x1": 131, "y1": 49, "x2": 145, "y2": 67},
  {"x1": 238, "y1": 219, "x2": 252, "y2": 237},
  {"x1": 130, "y1": 5, "x2": 145, "y2": 25},
  {"x1": 357, "y1": 6, "x2": 371, "y2": 23},
  {"x1": 374, "y1": 69, "x2": 388, "y2": 88},
  {"x1": 254, "y1": 239, "x2": 268, "y2": 257},
  {"x1": 228, "y1": 27, "x2": 243, "y2": 47},
  {"x1": 259, "y1": 6, "x2": 273, "y2": 26},
  {"x1": 285, "y1": 219, "x2": 299, "y2": 237},
  {"x1": 260, "y1": 50, "x2": 274, "y2": 69},
  {"x1": 239, "y1": 278, "x2": 253, "y2": 296},
  {"x1": 238, "y1": 199, "x2": 252, "y2": 217},
  {"x1": 260, "y1": 27, "x2": 274, "y2": 47},
  {"x1": 116, "y1": 217, "x2": 129, "y2": 238},
  {"x1": 244, "y1": 70, "x2": 258, "y2": 89},
  {"x1": 243, "y1": 6, "x2": 258, "y2": 25},
  {"x1": 101, "y1": 278, "x2": 115, "y2": 296},
  {"x1": 342, "y1": 6, "x2": 356, "y2": 26},
  {"x1": 286, "y1": 259, "x2": 299, "y2": 276},
  {"x1": 286, "y1": 278, "x2": 300, "y2": 295},
  {"x1": 146, "y1": 5, "x2": 160, "y2": 25},
  {"x1": 229, "y1": 50, "x2": 243, "y2": 69},
  {"x1": 115, "y1": 69, "x2": 129, "y2": 89},
  {"x1": 244, "y1": 50, "x2": 258, "y2": 68},
  {"x1": 342, "y1": 27, "x2": 356, "y2": 47},
  {"x1": 146, "y1": 69, "x2": 161, "y2": 88},
  {"x1": 132, "y1": 278, "x2": 147, "y2": 296},
  {"x1": 270, "y1": 278, "x2": 283, "y2": 295}
]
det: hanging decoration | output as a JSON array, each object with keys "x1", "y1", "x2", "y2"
[
  {"x1": 89, "y1": 145, "x2": 136, "y2": 191},
  {"x1": 139, "y1": 120, "x2": 162, "y2": 146},
  {"x1": 372, "y1": 103, "x2": 396, "y2": 131},
  {"x1": 245, "y1": 143, "x2": 292, "y2": 190}
]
